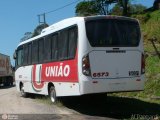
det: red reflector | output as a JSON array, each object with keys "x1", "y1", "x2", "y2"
[
  {"x1": 93, "y1": 81, "x2": 98, "y2": 84},
  {"x1": 136, "y1": 79, "x2": 141, "y2": 81},
  {"x1": 141, "y1": 54, "x2": 145, "y2": 74}
]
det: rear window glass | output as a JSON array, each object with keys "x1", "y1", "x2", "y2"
[{"x1": 85, "y1": 19, "x2": 140, "y2": 47}]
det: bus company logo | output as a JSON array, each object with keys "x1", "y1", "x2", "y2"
[
  {"x1": 2, "y1": 114, "x2": 8, "y2": 120},
  {"x1": 32, "y1": 65, "x2": 44, "y2": 92},
  {"x1": 45, "y1": 63, "x2": 70, "y2": 77},
  {"x1": 31, "y1": 63, "x2": 71, "y2": 92},
  {"x1": 42, "y1": 61, "x2": 78, "y2": 83}
]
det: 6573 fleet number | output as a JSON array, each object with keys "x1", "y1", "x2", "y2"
[{"x1": 92, "y1": 72, "x2": 109, "y2": 77}]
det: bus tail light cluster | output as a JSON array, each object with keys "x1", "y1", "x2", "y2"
[
  {"x1": 82, "y1": 55, "x2": 91, "y2": 76},
  {"x1": 141, "y1": 53, "x2": 145, "y2": 74}
]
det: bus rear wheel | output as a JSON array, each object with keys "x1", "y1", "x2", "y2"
[
  {"x1": 49, "y1": 86, "x2": 57, "y2": 103},
  {"x1": 20, "y1": 83, "x2": 27, "y2": 97}
]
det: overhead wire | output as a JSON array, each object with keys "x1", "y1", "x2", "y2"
[{"x1": 39, "y1": 0, "x2": 82, "y2": 15}]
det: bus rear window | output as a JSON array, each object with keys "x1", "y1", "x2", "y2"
[{"x1": 85, "y1": 19, "x2": 140, "y2": 47}]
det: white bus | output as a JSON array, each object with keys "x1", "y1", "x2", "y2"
[{"x1": 14, "y1": 15, "x2": 145, "y2": 102}]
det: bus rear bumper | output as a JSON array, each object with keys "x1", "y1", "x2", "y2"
[{"x1": 79, "y1": 76, "x2": 145, "y2": 95}]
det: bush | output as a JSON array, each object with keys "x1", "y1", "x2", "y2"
[{"x1": 134, "y1": 13, "x2": 151, "y2": 23}]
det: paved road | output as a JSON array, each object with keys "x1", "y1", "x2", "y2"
[{"x1": 0, "y1": 86, "x2": 115, "y2": 120}]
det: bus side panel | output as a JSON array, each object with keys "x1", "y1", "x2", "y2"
[
  {"x1": 15, "y1": 66, "x2": 48, "y2": 95},
  {"x1": 15, "y1": 54, "x2": 80, "y2": 96},
  {"x1": 15, "y1": 66, "x2": 32, "y2": 92},
  {"x1": 24, "y1": 81, "x2": 48, "y2": 95},
  {"x1": 53, "y1": 82, "x2": 80, "y2": 96}
]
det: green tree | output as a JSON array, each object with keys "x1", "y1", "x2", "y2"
[
  {"x1": 75, "y1": 0, "x2": 131, "y2": 16},
  {"x1": 20, "y1": 23, "x2": 49, "y2": 42},
  {"x1": 75, "y1": 0, "x2": 117, "y2": 16},
  {"x1": 32, "y1": 23, "x2": 49, "y2": 37},
  {"x1": 110, "y1": 3, "x2": 147, "y2": 15},
  {"x1": 153, "y1": 0, "x2": 160, "y2": 10},
  {"x1": 110, "y1": 3, "x2": 123, "y2": 16},
  {"x1": 75, "y1": 1, "x2": 99, "y2": 16},
  {"x1": 129, "y1": 4, "x2": 147, "y2": 14},
  {"x1": 119, "y1": 0, "x2": 129, "y2": 16},
  {"x1": 20, "y1": 32, "x2": 33, "y2": 42},
  {"x1": 94, "y1": 0, "x2": 117, "y2": 15}
]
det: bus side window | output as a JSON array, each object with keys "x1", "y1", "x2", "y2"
[
  {"x1": 44, "y1": 36, "x2": 51, "y2": 62},
  {"x1": 32, "y1": 41, "x2": 38, "y2": 64},
  {"x1": 58, "y1": 30, "x2": 68, "y2": 60},
  {"x1": 23, "y1": 44, "x2": 28, "y2": 65},
  {"x1": 38, "y1": 38, "x2": 44, "y2": 63},
  {"x1": 68, "y1": 26, "x2": 77, "y2": 59},
  {"x1": 17, "y1": 48, "x2": 24, "y2": 66},
  {"x1": 28, "y1": 43, "x2": 32, "y2": 65},
  {"x1": 51, "y1": 34, "x2": 58, "y2": 61}
]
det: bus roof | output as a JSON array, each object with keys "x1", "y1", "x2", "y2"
[
  {"x1": 17, "y1": 15, "x2": 138, "y2": 47},
  {"x1": 18, "y1": 16, "x2": 84, "y2": 47}
]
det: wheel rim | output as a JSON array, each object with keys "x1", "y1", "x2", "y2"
[
  {"x1": 21, "y1": 86, "x2": 25, "y2": 95},
  {"x1": 50, "y1": 88, "x2": 56, "y2": 103}
]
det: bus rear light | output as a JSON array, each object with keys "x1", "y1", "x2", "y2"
[
  {"x1": 141, "y1": 54, "x2": 145, "y2": 74},
  {"x1": 82, "y1": 55, "x2": 91, "y2": 76}
]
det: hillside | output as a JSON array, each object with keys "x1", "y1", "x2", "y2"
[
  {"x1": 136, "y1": 10, "x2": 160, "y2": 98},
  {"x1": 113, "y1": 10, "x2": 160, "y2": 101},
  {"x1": 139, "y1": 10, "x2": 160, "y2": 42},
  {"x1": 135, "y1": 10, "x2": 160, "y2": 99}
]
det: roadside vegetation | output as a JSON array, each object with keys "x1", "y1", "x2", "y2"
[{"x1": 32, "y1": 94, "x2": 64, "y2": 107}]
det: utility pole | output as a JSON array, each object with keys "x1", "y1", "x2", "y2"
[{"x1": 38, "y1": 13, "x2": 46, "y2": 25}]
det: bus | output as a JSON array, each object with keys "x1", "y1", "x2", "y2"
[{"x1": 14, "y1": 15, "x2": 145, "y2": 103}]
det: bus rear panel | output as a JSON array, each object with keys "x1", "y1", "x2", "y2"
[{"x1": 79, "y1": 16, "x2": 145, "y2": 95}]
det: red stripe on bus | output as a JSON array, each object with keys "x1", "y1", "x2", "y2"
[{"x1": 41, "y1": 54, "x2": 78, "y2": 83}]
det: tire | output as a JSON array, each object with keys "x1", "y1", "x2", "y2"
[
  {"x1": 20, "y1": 84, "x2": 27, "y2": 97},
  {"x1": 10, "y1": 81, "x2": 13, "y2": 86},
  {"x1": 3, "y1": 78, "x2": 9, "y2": 86},
  {"x1": 3, "y1": 83, "x2": 8, "y2": 86},
  {"x1": 9, "y1": 77, "x2": 14, "y2": 86},
  {"x1": 49, "y1": 86, "x2": 57, "y2": 103},
  {"x1": 4, "y1": 82, "x2": 9, "y2": 86}
]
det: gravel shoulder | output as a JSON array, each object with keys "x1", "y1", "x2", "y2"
[
  {"x1": 0, "y1": 86, "x2": 111, "y2": 120},
  {"x1": 0, "y1": 86, "x2": 75, "y2": 114},
  {"x1": 2, "y1": 85, "x2": 159, "y2": 120}
]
